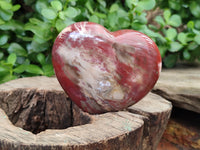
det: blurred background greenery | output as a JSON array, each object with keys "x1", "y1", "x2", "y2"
[{"x1": 0, "y1": 0, "x2": 200, "y2": 83}]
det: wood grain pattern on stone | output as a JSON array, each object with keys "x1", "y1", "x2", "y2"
[
  {"x1": 0, "y1": 76, "x2": 172, "y2": 150},
  {"x1": 152, "y1": 66, "x2": 200, "y2": 113},
  {"x1": 52, "y1": 21, "x2": 162, "y2": 114}
]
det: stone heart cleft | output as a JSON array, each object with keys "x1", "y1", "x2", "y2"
[{"x1": 52, "y1": 21, "x2": 162, "y2": 114}]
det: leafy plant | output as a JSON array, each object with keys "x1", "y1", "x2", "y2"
[
  {"x1": 154, "y1": 0, "x2": 200, "y2": 67},
  {"x1": 0, "y1": 0, "x2": 200, "y2": 83},
  {"x1": 0, "y1": 0, "x2": 158, "y2": 83}
]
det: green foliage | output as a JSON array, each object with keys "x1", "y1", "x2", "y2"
[
  {"x1": 155, "y1": 0, "x2": 200, "y2": 67},
  {"x1": 0, "y1": 0, "x2": 158, "y2": 83},
  {"x1": 0, "y1": 0, "x2": 200, "y2": 83}
]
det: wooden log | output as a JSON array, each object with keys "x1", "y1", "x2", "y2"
[
  {"x1": 0, "y1": 76, "x2": 172, "y2": 150},
  {"x1": 152, "y1": 66, "x2": 200, "y2": 114}
]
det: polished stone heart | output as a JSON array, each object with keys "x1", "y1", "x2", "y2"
[{"x1": 52, "y1": 22, "x2": 162, "y2": 114}]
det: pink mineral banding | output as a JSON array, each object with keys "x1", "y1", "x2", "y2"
[{"x1": 52, "y1": 22, "x2": 162, "y2": 114}]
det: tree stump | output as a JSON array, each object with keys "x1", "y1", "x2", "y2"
[{"x1": 0, "y1": 76, "x2": 172, "y2": 150}]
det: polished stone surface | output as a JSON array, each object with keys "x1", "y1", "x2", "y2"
[{"x1": 52, "y1": 22, "x2": 161, "y2": 114}]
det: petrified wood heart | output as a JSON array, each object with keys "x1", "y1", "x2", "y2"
[{"x1": 52, "y1": 22, "x2": 162, "y2": 114}]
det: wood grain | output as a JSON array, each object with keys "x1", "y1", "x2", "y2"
[{"x1": 153, "y1": 67, "x2": 200, "y2": 114}]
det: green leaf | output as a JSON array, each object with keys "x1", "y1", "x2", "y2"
[
  {"x1": 108, "y1": 12, "x2": 118, "y2": 28},
  {"x1": 30, "y1": 41, "x2": 50, "y2": 53},
  {"x1": 25, "y1": 64, "x2": 43, "y2": 75},
  {"x1": 164, "y1": 54, "x2": 178, "y2": 68},
  {"x1": 85, "y1": 1, "x2": 94, "y2": 14},
  {"x1": 158, "y1": 46, "x2": 168, "y2": 58},
  {"x1": 169, "y1": 41, "x2": 183, "y2": 52},
  {"x1": 42, "y1": 64, "x2": 54, "y2": 77},
  {"x1": 192, "y1": 29, "x2": 200, "y2": 35},
  {"x1": 0, "y1": 74, "x2": 17, "y2": 84},
  {"x1": 177, "y1": 32, "x2": 187, "y2": 44},
  {"x1": 11, "y1": 4, "x2": 21, "y2": 11},
  {"x1": 36, "y1": 0, "x2": 48, "y2": 13},
  {"x1": 183, "y1": 50, "x2": 191, "y2": 60},
  {"x1": 37, "y1": 53, "x2": 45, "y2": 65},
  {"x1": 0, "y1": 9, "x2": 13, "y2": 21},
  {"x1": 16, "y1": 35, "x2": 33, "y2": 42},
  {"x1": 163, "y1": 9, "x2": 171, "y2": 23},
  {"x1": 13, "y1": 64, "x2": 26, "y2": 74},
  {"x1": 0, "y1": 1, "x2": 12, "y2": 10},
  {"x1": 29, "y1": 18, "x2": 43, "y2": 25},
  {"x1": 51, "y1": 0, "x2": 62, "y2": 11},
  {"x1": 189, "y1": 1, "x2": 200, "y2": 18},
  {"x1": 156, "y1": 33, "x2": 167, "y2": 43},
  {"x1": 132, "y1": 22, "x2": 146, "y2": 30},
  {"x1": 16, "y1": 56, "x2": 26, "y2": 65},
  {"x1": 154, "y1": 16, "x2": 165, "y2": 26},
  {"x1": 32, "y1": 35, "x2": 49, "y2": 44},
  {"x1": 0, "y1": 65, "x2": 10, "y2": 77},
  {"x1": 194, "y1": 34, "x2": 200, "y2": 45},
  {"x1": 125, "y1": 0, "x2": 138, "y2": 9},
  {"x1": 55, "y1": 19, "x2": 66, "y2": 32},
  {"x1": 143, "y1": 26, "x2": 159, "y2": 38},
  {"x1": 138, "y1": 0, "x2": 155, "y2": 10},
  {"x1": 0, "y1": 20, "x2": 23, "y2": 31},
  {"x1": 188, "y1": 42, "x2": 198, "y2": 50},
  {"x1": 89, "y1": 15, "x2": 99, "y2": 23},
  {"x1": 185, "y1": 33, "x2": 195, "y2": 42},
  {"x1": 117, "y1": 9, "x2": 129, "y2": 18},
  {"x1": 64, "y1": 7, "x2": 78, "y2": 18},
  {"x1": 135, "y1": 5, "x2": 143, "y2": 14},
  {"x1": 166, "y1": 28, "x2": 177, "y2": 41},
  {"x1": 169, "y1": 14, "x2": 182, "y2": 27},
  {"x1": 187, "y1": 21, "x2": 194, "y2": 29},
  {"x1": 8, "y1": 43, "x2": 27, "y2": 57},
  {"x1": 59, "y1": 11, "x2": 65, "y2": 20},
  {"x1": 25, "y1": 22, "x2": 52, "y2": 42},
  {"x1": 0, "y1": 18, "x2": 5, "y2": 25},
  {"x1": 195, "y1": 20, "x2": 200, "y2": 29},
  {"x1": 55, "y1": 18, "x2": 75, "y2": 32},
  {"x1": 97, "y1": 0, "x2": 106, "y2": 7},
  {"x1": 45, "y1": 54, "x2": 52, "y2": 64},
  {"x1": 136, "y1": 13, "x2": 147, "y2": 24},
  {"x1": 169, "y1": 0, "x2": 181, "y2": 11},
  {"x1": 0, "y1": 34, "x2": 8, "y2": 45},
  {"x1": 93, "y1": 12, "x2": 106, "y2": 19},
  {"x1": 7, "y1": 53, "x2": 17, "y2": 65},
  {"x1": 118, "y1": 17, "x2": 130, "y2": 28},
  {"x1": 109, "y1": 3, "x2": 119, "y2": 13},
  {"x1": 41, "y1": 8, "x2": 57, "y2": 20}
]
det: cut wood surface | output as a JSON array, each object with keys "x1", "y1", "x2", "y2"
[
  {"x1": 152, "y1": 66, "x2": 200, "y2": 114},
  {"x1": 0, "y1": 76, "x2": 172, "y2": 150}
]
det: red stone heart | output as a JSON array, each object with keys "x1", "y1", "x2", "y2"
[{"x1": 52, "y1": 22, "x2": 162, "y2": 114}]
